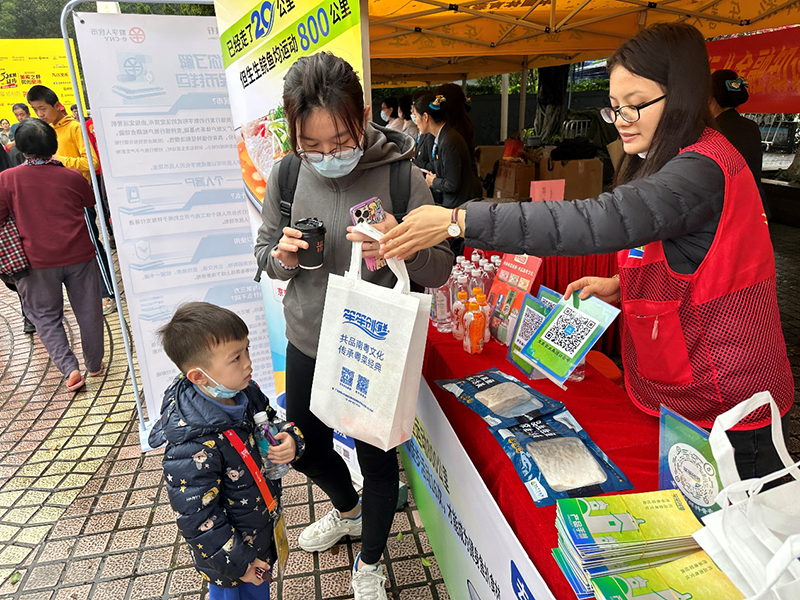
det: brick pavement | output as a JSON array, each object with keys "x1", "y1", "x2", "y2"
[{"x1": 0, "y1": 222, "x2": 798, "y2": 599}]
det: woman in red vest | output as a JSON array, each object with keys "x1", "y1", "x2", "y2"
[{"x1": 379, "y1": 22, "x2": 793, "y2": 479}]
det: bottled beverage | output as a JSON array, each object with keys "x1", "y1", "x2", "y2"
[
  {"x1": 253, "y1": 412, "x2": 290, "y2": 479},
  {"x1": 476, "y1": 293, "x2": 491, "y2": 343},
  {"x1": 433, "y1": 282, "x2": 453, "y2": 333},
  {"x1": 482, "y1": 261, "x2": 496, "y2": 292},
  {"x1": 491, "y1": 255, "x2": 502, "y2": 269},
  {"x1": 452, "y1": 291, "x2": 468, "y2": 340},
  {"x1": 470, "y1": 249, "x2": 483, "y2": 268},
  {"x1": 568, "y1": 357, "x2": 586, "y2": 382},
  {"x1": 456, "y1": 275, "x2": 470, "y2": 298},
  {"x1": 463, "y1": 301, "x2": 485, "y2": 354},
  {"x1": 469, "y1": 269, "x2": 484, "y2": 297}
]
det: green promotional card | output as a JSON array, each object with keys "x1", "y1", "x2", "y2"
[
  {"x1": 507, "y1": 294, "x2": 549, "y2": 378},
  {"x1": 520, "y1": 293, "x2": 620, "y2": 387}
]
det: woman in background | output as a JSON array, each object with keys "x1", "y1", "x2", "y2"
[
  {"x1": 397, "y1": 94, "x2": 419, "y2": 141},
  {"x1": 379, "y1": 97, "x2": 403, "y2": 131},
  {"x1": 412, "y1": 92, "x2": 482, "y2": 209}
]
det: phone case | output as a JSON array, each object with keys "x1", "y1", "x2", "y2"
[{"x1": 350, "y1": 197, "x2": 387, "y2": 271}]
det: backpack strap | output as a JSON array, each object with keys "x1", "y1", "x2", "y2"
[
  {"x1": 254, "y1": 153, "x2": 302, "y2": 282},
  {"x1": 389, "y1": 159, "x2": 412, "y2": 221}
]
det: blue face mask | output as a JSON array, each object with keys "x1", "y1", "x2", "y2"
[
  {"x1": 195, "y1": 368, "x2": 239, "y2": 399},
  {"x1": 411, "y1": 113, "x2": 417, "y2": 124},
  {"x1": 310, "y1": 148, "x2": 364, "y2": 179}
]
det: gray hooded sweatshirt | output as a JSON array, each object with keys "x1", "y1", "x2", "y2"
[{"x1": 255, "y1": 123, "x2": 454, "y2": 359}]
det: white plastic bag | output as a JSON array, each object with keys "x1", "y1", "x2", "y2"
[
  {"x1": 310, "y1": 222, "x2": 430, "y2": 451},
  {"x1": 693, "y1": 392, "x2": 800, "y2": 599}
]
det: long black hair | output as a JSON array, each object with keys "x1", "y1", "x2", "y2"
[
  {"x1": 711, "y1": 69, "x2": 749, "y2": 108},
  {"x1": 608, "y1": 23, "x2": 712, "y2": 185},
  {"x1": 282, "y1": 52, "x2": 365, "y2": 152}
]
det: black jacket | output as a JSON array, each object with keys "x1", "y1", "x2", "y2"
[
  {"x1": 431, "y1": 124, "x2": 483, "y2": 209},
  {"x1": 714, "y1": 109, "x2": 762, "y2": 183},
  {"x1": 465, "y1": 151, "x2": 726, "y2": 275},
  {"x1": 413, "y1": 132, "x2": 434, "y2": 172},
  {"x1": 149, "y1": 377, "x2": 304, "y2": 586}
]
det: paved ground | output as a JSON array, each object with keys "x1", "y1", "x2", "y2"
[{"x1": 0, "y1": 223, "x2": 798, "y2": 599}]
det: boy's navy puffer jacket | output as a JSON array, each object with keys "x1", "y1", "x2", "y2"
[{"x1": 148, "y1": 376, "x2": 304, "y2": 587}]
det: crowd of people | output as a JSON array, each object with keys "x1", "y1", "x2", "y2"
[{"x1": 0, "y1": 19, "x2": 789, "y2": 600}]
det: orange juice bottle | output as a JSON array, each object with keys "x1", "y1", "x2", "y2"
[
  {"x1": 476, "y1": 293, "x2": 491, "y2": 343},
  {"x1": 463, "y1": 301, "x2": 485, "y2": 355},
  {"x1": 452, "y1": 291, "x2": 468, "y2": 340}
]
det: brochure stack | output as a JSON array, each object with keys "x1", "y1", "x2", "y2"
[{"x1": 553, "y1": 489, "x2": 704, "y2": 598}]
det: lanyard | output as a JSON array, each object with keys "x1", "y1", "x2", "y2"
[{"x1": 223, "y1": 428, "x2": 277, "y2": 514}]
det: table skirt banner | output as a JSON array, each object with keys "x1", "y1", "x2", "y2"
[{"x1": 422, "y1": 325, "x2": 659, "y2": 599}]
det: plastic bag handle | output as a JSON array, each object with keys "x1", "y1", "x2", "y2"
[
  {"x1": 346, "y1": 222, "x2": 411, "y2": 295},
  {"x1": 708, "y1": 391, "x2": 797, "y2": 491}
]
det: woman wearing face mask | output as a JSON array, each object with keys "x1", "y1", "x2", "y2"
[
  {"x1": 397, "y1": 94, "x2": 419, "y2": 140},
  {"x1": 380, "y1": 23, "x2": 793, "y2": 480},
  {"x1": 413, "y1": 93, "x2": 483, "y2": 209},
  {"x1": 254, "y1": 52, "x2": 452, "y2": 600},
  {"x1": 0, "y1": 119, "x2": 11, "y2": 148},
  {"x1": 379, "y1": 97, "x2": 403, "y2": 131}
]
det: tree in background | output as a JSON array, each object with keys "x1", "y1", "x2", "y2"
[{"x1": 532, "y1": 64, "x2": 570, "y2": 144}]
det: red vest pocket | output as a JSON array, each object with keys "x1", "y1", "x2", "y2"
[{"x1": 623, "y1": 299, "x2": 693, "y2": 386}]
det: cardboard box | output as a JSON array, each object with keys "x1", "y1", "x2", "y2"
[
  {"x1": 495, "y1": 160, "x2": 536, "y2": 201},
  {"x1": 537, "y1": 158, "x2": 603, "y2": 200},
  {"x1": 475, "y1": 145, "x2": 506, "y2": 179}
]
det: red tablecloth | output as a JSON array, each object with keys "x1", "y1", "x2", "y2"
[
  {"x1": 423, "y1": 326, "x2": 659, "y2": 599},
  {"x1": 465, "y1": 248, "x2": 620, "y2": 354}
]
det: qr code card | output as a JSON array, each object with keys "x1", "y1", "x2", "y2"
[
  {"x1": 507, "y1": 294, "x2": 549, "y2": 379},
  {"x1": 519, "y1": 292, "x2": 620, "y2": 386}
]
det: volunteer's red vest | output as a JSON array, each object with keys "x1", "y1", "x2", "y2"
[{"x1": 618, "y1": 128, "x2": 793, "y2": 431}]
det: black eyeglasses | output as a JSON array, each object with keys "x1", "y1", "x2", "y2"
[
  {"x1": 296, "y1": 145, "x2": 360, "y2": 163},
  {"x1": 600, "y1": 95, "x2": 666, "y2": 124}
]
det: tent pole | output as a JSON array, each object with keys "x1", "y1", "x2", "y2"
[
  {"x1": 519, "y1": 66, "x2": 527, "y2": 133},
  {"x1": 501, "y1": 73, "x2": 509, "y2": 140}
]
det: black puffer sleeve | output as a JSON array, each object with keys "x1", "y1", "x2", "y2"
[{"x1": 464, "y1": 152, "x2": 724, "y2": 257}]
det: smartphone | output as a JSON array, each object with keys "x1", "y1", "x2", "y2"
[{"x1": 350, "y1": 197, "x2": 387, "y2": 271}]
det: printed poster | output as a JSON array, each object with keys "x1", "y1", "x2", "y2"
[
  {"x1": 74, "y1": 13, "x2": 275, "y2": 446},
  {"x1": 486, "y1": 253, "x2": 542, "y2": 345},
  {"x1": 659, "y1": 406, "x2": 722, "y2": 520},
  {"x1": 212, "y1": 0, "x2": 368, "y2": 400},
  {"x1": 0, "y1": 39, "x2": 86, "y2": 119}
]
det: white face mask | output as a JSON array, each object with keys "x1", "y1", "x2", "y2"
[
  {"x1": 411, "y1": 113, "x2": 418, "y2": 124},
  {"x1": 310, "y1": 148, "x2": 364, "y2": 179},
  {"x1": 380, "y1": 110, "x2": 390, "y2": 122}
]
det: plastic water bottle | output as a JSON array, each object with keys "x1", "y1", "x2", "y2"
[
  {"x1": 471, "y1": 251, "x2": 482, "y2": 270},
  {"x1": 482, "y1": 261, "x2": 496, "y2": 292},
  {"x1": 476, "y1": 293, "x2": 491, "y2": 343},
  {"x1": 568, "y1": 357, "x2": 586, "y2": 383},
  {"x1": 463, "y1": 302, "x2": 485, "y2": 355},
  {"x1": 433, "y1": 282, "x2": 453, "y2": 333},
  {"x1": 491, "y1": 255, "x2": 502, "y2": 269},
  {"x1": 452, "y1": 291, "x2": 468, "y2": 340},
  {"x1": 253, "y1": 412, "x2": 290, "y2": 479},
  {"x1": 469, "y1": 269, "x2": 484, "y2": 296},
  {"x1": 456, "y1": 274, "x2": 470, "y2": 298}
]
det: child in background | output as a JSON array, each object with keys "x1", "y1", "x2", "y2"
[{"x1": 149, "y1": 302, "x2": 305, "y2": 599}]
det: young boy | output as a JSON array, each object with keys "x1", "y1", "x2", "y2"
[{"x1": 149, "y1": 302, "x2": 304, "y2": 599}]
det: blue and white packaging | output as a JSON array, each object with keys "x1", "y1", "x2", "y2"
[
  {"x1": 436, "y1": 368, "x2": 563, "y2": 428},
  {"x1": 491, "y1": 408, "x2": 633, "y2": 507}
]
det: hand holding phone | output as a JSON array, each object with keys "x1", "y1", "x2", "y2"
[{"x1": 350, "y1": 197, "x2": 387, "y2": 271}]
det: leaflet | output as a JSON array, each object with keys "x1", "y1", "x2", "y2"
[
  {"x1": 506, "y1": 294, "x2": 549, "y2": 379},
  {"x1": 520, "y1": 292, "x2": 620, "y2": 387}
]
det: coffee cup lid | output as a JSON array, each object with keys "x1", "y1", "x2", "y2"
[{"x1": 294, "y1": 217, "x2": 326, "y2": 234}]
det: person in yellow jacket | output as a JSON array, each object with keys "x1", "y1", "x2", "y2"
[{"x1": 27, "y1": 85, "x2": 116, "y2": 311}]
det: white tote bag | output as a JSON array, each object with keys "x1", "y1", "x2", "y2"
[
  {"x1": 310, "y1": 222, "x2": 431, "y2": 451},
  {"x1": 693, "y1": 392, "x2": 800, "y2": 599}
]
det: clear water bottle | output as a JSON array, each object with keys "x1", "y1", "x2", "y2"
[
  {"x1": 567, "y1": 357, "x2": 586, "y2": 383},
  {"x1": 469, "y1": 269, "x2": 484, "y2": 297},
  {"x1": 491, "y1": 255, "x2": 502, "y2": 269},
  {"x1": 482, "y1": 261, "x2": 496, "y2": 292},
  {"x1": 254, "y1": 412, "x2": 290, "y2": 479},
  {"x1": 433, "y1": 282, "x2": 453, "y2": 333},
  {"x1": 456, "y1": 274, "x2": 470, "y2": 298},
  {"x1": 471, "y1": 251, "x2": 482, "y2": 270}
]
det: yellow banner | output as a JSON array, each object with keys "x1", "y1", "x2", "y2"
[{"x1": 0, "y1": 39, "x2": 86, "y2": 119}]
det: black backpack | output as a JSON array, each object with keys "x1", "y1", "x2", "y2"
[{"x1": 254, "y1": 153, "x2": 412, "y2": 282}]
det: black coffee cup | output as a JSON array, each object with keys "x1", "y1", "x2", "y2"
[{"x1": 294, "y1": 217, "x2": 326, "y2": 270}]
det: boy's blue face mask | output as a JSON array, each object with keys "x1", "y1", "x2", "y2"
[{"x1": 194, "y1": 368, "x2": 239, "y2": 399}]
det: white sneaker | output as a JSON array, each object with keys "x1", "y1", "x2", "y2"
[
  {"x1": 351, "y1": 553, "x2": 387, "y2": 600},
  {"x1": 102, "y1": 297, "x2": 117, "y2": 315},
  {"x1": 298, "y1": 506, "x2": 362, "y2": 552}
]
